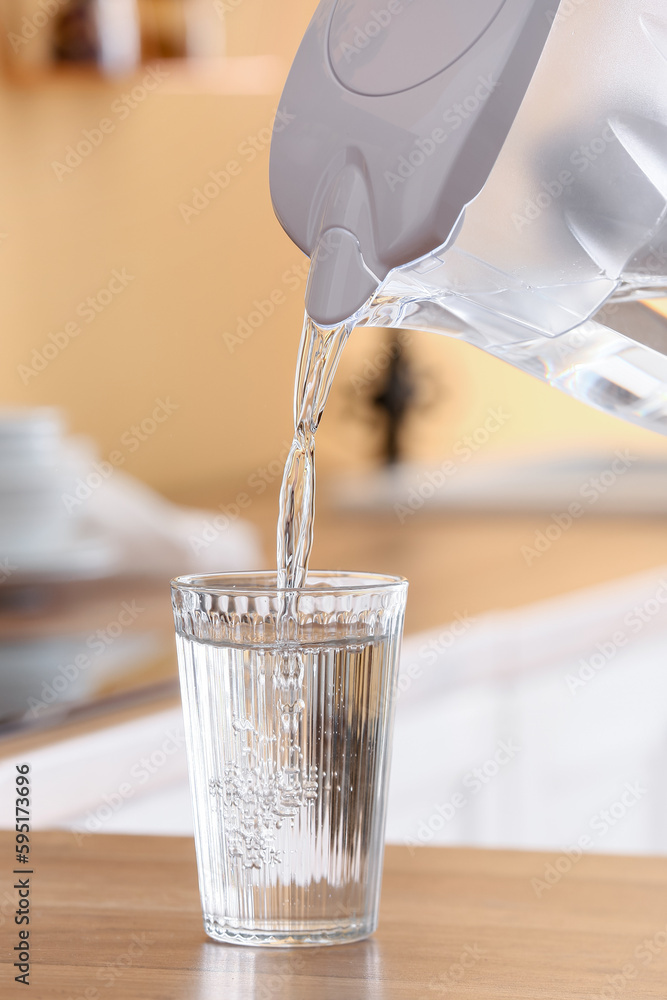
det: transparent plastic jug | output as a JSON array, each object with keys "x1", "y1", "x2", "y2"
[{"x1": 270, "y1": 0, "x2": 667, "y2": 434}]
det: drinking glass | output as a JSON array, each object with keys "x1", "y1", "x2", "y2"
[{"x1": 172, "y1": 570, "x2": 408, "y2": 946}]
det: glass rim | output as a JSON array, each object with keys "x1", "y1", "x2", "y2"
[{"x1": 171, "y1": 569, "x2": 408, "y2": 598}]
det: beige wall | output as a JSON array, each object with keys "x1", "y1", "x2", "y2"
[
  {"x1": 0, "y1": 1, "x2": 666, "y2": 501},
  {"x1": 0, "y1": 85, "x2": 309, "y2": 493}
]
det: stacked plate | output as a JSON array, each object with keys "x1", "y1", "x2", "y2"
[{"x1": 0, "y1": 408, "x2": 115, "y2": 581}]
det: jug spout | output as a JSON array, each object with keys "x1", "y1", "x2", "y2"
[
  {"x1": 302, "y1": 159, "x2": 384, "y2": 325},
  {"x1": 305, "y1": 228, "x2": 380, "y2": 327}
]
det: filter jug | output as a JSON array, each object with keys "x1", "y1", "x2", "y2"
[{"x1": 270, "y1": 0, "x2": 667, "y2": 434}]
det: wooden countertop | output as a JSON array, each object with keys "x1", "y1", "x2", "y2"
[{"x1": 2, "y1": 831, "x2": 667, "y2": 998}]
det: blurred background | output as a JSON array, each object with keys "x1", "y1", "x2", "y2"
[{"x1": 1, "y1": 0, "x2": 667, "y2": 857}]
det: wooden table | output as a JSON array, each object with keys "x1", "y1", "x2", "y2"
[{"x1": 2, "y1": 832, "x2": 667, "y2": 999}]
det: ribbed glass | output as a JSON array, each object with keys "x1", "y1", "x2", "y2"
[{"x1": 172, "y1": 571, "x2": 407, "y2": 947}]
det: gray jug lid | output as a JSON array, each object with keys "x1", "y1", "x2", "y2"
[{"x1": 271, "y1": 0, "x2": 562, "y2": 325}]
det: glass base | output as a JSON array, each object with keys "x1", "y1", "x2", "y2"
[{"x1": 203, "y1": 915, "x2": 375, "y2": 947}]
